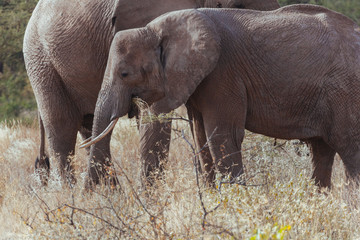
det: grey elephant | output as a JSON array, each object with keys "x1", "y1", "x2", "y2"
[
  {"x1": 23, "y1": 0, "x2": 280, "y2": 185},
  {"x1": 86, "y1": 5, "x2": 360, "y2": 188}
]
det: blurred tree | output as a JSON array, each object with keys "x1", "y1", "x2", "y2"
[
  {"x1": 316, "y1": 0, "x2": 360, "y2": 25},
  {"x1": 0, "y1": 0, "x2": 38, "y2": 121},
  {"x1": 278, "y1": 0, "x2": 360, "y2": 25}
]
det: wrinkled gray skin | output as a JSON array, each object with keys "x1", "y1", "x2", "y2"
[
  {"x1": 23, "y1": 0, "x2": 280, "y2": 185},
  {"x1": 94, "y1": 5, "x2": 360, "y2": 189}
]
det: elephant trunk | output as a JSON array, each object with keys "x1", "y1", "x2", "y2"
[{"x1": 86, "y1": 83, "x2": 132, "y2": 185}]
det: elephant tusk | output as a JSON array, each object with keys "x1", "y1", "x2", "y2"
[
  {"x1": 79, "y1": 118, "x2": 119, "y2": 149},
  {"x1": 80, "y1": 136, "x2": 92, "y2": 145}
]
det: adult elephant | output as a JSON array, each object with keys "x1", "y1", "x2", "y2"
[
  {"x1": 23, "y1": 0, "x2": 280, "y2": 185},
  {"x1": 86, "y1": 5, "x2": 360, "y2": 188}
]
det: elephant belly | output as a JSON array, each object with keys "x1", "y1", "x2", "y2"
[{"x1": 244, "y1": 111, "x2": 322, "y2": 141}]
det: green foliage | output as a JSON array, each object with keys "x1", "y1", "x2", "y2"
[
  {"x1": 278, "y1": 0, "x2": 360, "y2": 25},
  {"x1": 316, "y1": 0, "x2": 360, "y2": 25},
  {"x1": 250, "y1": 224, "x2": 292, "y2": 240},
  {"x1": 0, "y1": 0, "x2": 38, "y2": 121}
]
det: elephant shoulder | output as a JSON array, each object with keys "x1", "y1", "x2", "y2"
[
  {"x1": 276, "y1": 4, "x2": 357, "y2": 27},
  {"x1": 275, "y1": 4, "x2": 332, "y2": 15}
]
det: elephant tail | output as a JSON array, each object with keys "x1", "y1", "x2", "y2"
[
  {"x1": 34, "y1": 112, "x2": 50, "y2": 171},
  {"x1": 38, "y1": 112, "x2": 45, "y2": 159}
]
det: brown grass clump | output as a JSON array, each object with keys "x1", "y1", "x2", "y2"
[{"x1": 0, "y1": 117, "x2": 359, "y2": 239}]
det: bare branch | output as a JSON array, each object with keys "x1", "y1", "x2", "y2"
[
  {"x1": 204, "y1": 223, "x2": 239, "y2": 240},
  {"x1": 114, "y1": 162, "x2": 171, "y2": 238},
  {"x1": 63, "y1": 204, "x2": 124, "y2": 233},
  {"x1": 181, "y1": 129, "x2": 222, "y2": 237}
]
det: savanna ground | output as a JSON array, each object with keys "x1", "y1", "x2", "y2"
[{"x1": 0, "y1": 108, "x2": 359, "y2": 239}]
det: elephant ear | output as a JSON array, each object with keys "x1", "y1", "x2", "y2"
[{"x1": 148, "y1": 9, "x2": 221, "y2": 113}]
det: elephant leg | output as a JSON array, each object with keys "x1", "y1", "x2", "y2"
[
  {"x1": 186, "y1": 103, "x2": 215, "y2": 186},
  {"x1": 87, "y1": 131, "x2": 119, "y2": 188},
  {"x1": 339, "y1": 150, "x2": 360, "y2": 186},
  {"x1": 203, "y1": 120, "x2": 245, "y2": 182},
  {"x1": 43, "y1": 111, "x2": 80, "y2": 185},
  {"x1": 308, "y1": 138, "x2": 336, "y2": 188},
  {"x1": 139, "y1": 116, "x2": 172, "y2": 185},
  {"x1": 34, "y1": 112, "x2": 50, "y2": 185},
  {"x1": 36, "y1": 75, "x2": 82, "y2": 185}
]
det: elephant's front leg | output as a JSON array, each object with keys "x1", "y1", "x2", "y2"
[
  {"x1": 203, "y1": 119, "x2": 245, "y2": 183},
  {"x1": 138, "y1": 116, "x2": 172, "y2": 186},
  {"x1": 87, "y1": 130, "x2": 119, "y2": 188}
]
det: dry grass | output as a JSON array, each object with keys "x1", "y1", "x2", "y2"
[{"x1": 0, "y1": 115, "x2": 359, "y2": 239}]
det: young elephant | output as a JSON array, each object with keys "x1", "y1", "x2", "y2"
[{"x1": 85, "y1": 5, "x2": 360, "y2": 188}]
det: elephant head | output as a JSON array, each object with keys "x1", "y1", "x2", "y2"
[{"x1": 82, "y1": 10, "x2": 221, "y2": 180}]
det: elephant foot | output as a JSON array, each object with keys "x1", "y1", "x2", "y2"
[
  {"x1": 202, "y1": 172, "x2": 216, "y2": 189},
  {"x1": 143, "y1": 171, "x2": 163, "y2": 189},
  {"x1": 35, "y1": 156, "x2": 50, "y2": 186},
  {"x1": 85, "y1": 175, "x2": 119, "y2": 191},
  {"x1": 86, "y1": 163, "x2": 120, "y2": 190},
  {"x1": 142, "y1": 159, "x2": 169, "y2": 189},
  {"x1": 63, "y1": 170, "x2": 77, "y2": 188}
]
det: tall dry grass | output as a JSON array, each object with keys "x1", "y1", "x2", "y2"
[{"x1": 0, "y1": 115, "x2": 359, "y2": 239}]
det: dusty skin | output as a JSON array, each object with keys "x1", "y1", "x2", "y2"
[
  {"x1": 23, "y1": 0, "x2": 280, "y2": 186},
  {"x1": 91, "y1": 5, "x2": 360, "y2": 189}
]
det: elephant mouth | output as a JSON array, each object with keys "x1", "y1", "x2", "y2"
[
  {"x1": 135, "y1": 90, "x2": 165, "y2": 108},
  {"x1": 128, "y1": 95, "x2": 139, "y2": 119}
]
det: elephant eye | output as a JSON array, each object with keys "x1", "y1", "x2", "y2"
[
  {"x1": 216, "y1": 2, "x2": 222, "y2": 8},
  {"x1": 111, "y1": 16, "x2": 117, "y2": 27},
  {"x1": 121, "y1": 72, "x2": 128, "y2": 78}
]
